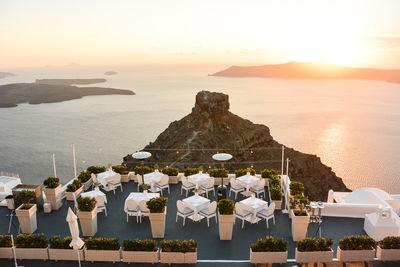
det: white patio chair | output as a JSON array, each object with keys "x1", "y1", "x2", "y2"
[
  {"x1": 139, "y1": 200, "x2": 150, "y2": 223},
  {"x1": 126, "y1": 199, "x2": 139, "y2": 223},
  {"x1": 199, "y1": 201, "x2": 217, "y2": 227},
  {"x1": 234, "y1": 202, "x2": 252, "y2": 228},
  {"x1": 156, "y1": 175, "x2": 170, "y2": 196},
  {"x1": 229, "y1": 178, "x2": 244, "y2": 200},
  {"x1": 107, "y1": 175, "x2": 123, "y2": 195},
  {"x1": 176, "y1": 200, "x2": 194, "y2": 226},
  {"x1": 95, "y1": 195, "x2": 107, "y2": 216},
  {"x1": 200, "y1": 178, "x2": 215, "y2": 198},
  {"x1": 253, "y1": 179, "x2": 266, "y2": 198},
  {"x1": 256, "y1": 202, "x2": 275, "y2": 228},
  {"x1": 181, "y1": 176, "x2": 195, "y2": 197},
  {"x1": 137, "y1": 175, "x2": 143, "y2": 191},
  {"x1": 91, "y1": 173, "x2": 99, "y2": 190}
]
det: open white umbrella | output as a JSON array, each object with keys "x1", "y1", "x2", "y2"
[{"x1": 66, "y1": 207, "x2": 84, "y2": 267}]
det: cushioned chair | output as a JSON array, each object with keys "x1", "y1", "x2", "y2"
[
  {"x1": 95, "y1": 195, "x2": 107, "y2": 216},
  {"x1": 229, "y1": 178, "x2": 245, "y2": 200},
  {"x1": 181, "y1": 176, "x2": 196, "y2": 197},
  {"x1": 257, "y1": 202, "x2": 275, "y2": 228},
  {"x1": 200, "y1": 178, "x2": 215, "y2": 198},
  {"x1": 139, "y1": 200, "x2": 150, "y2": 223},
  {"x1": 199, "y1": 201, "x2": 217, "y2": 227},
  {"x1": 234, "y1": 202, "x2": 252, "y2": 228},
  {"x1": 126, "y1": 199, "x2": 139, "y2": 223},
  {"x1": 176, "y1": 200, "x2": 194, "y2": 226},
  {"x1": 157, "y1": 175, "x2": 170, "y2": 195}
]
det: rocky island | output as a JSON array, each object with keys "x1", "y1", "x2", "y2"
[
  {"x1": 0, "y1": 72, "x2": 15, "y2": 79},
  {"x1": 104, "y1": 71, "x2": 118, "y2": 75},
  {"x1": 0, "y1": 82, "x2": 134, "y2": 107},
  {"x1": 211, "y1": 62, "x2": 400, "y2": 83},
  {"x1": 123, "y1": 90, "x2": 349, "y2": 200}
]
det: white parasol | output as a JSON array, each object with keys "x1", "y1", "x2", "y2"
[
  {"x1": 132, "y1": 151, "x2": 152, "y2": 160},
  {"x1": 66, "y1": 207, "x2": 84, "y2": 267}
]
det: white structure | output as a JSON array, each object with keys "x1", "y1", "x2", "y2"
[{"x1": 0, "y1": 174, "x2": 22, "y2": 206}]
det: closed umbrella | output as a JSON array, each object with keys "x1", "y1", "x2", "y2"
[{"x1": 66, "y1": 207, "x2": 84, "y2": 267}]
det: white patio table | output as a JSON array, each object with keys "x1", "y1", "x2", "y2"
[
  {"x1": 96, "y1": 171, "x2": 121, "y2": 191},
  {"x1": 124, "y1": 192, "x2": 159, "y2": 212},
  {"x1": 81, "y1": 188, "x2": 107, "y2": 207},
  {"x1": 240, "y1": 196, "x2": 268, "y2": 223},
  {"x1": 144, "y1": 170, "x2": 164, "y2": 192},
  {"x1": 188, "y1": 172, "x2": 210, "y2": 188},
  {"x1": 182, "y1": 194, "x2": 210, "y2": 221},
  {"x1": 236, "y1": 173, "x2": 260, "y2": 197}
]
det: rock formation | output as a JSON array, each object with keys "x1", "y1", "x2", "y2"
[{"x1": 123, "y1": 90, "x2": 349, "y2": 200}]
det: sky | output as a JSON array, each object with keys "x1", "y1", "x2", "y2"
[{"x1": 1, "y1": 0, "x2": 400, "y2": 68}]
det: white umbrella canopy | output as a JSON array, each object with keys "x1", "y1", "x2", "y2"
[
  {"x1": 132, "y1": 151, "x2": 152, "y2": 160},
  {"x1": 66, "y1": 207, "x2": 84, "y2": 250},
  {"x1": 212, "y1": 153, "x2": 232, "y2": 161}
]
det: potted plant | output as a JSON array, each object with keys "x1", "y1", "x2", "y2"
[
  {"x1": 113, "y1": 165, "x2": 129, "y2": 182},
  {"x1": 162, "y1": 167, "x2": 180, "y2": 184},
  {"x1": 141, "y1": 184, "x2": 149, "y2": 193},
  {"x1": 337, "y1": 235, "x2": 376, "y2": 262},
  {"x1": 122, "y1": 239, "x2": 158, "y2": 263},
  {"x1": 77, "y1": 197, "x2": 97, "y2": 236},
  {"x1": 15, "y1": 190, "x2": 37, "y2": 234},
  {"x1": 209, "y1": 168, "x2": 229, "y2": 186},
  {"x1": 84, "y1": 237, "x2": 121, "y2": 263},
  {"x1": 78, "y1": 171, "x2": 92, "y2": 190},
  {"x1": 15, "y1": 233, "x2": 48, "y2": 260},
  {"x1": 0, "y1": 235, "x2": 13, "y2": 259},
  {"x1": 218, "y1": 199, "x2": 235, "y2": 240},
  {"x1": 289, "y1": 181, "x2": 305, "y2": 196},
  {"x1": 250, "y1": 236, "x2": 288, "y2": 264},
  {"x1": 66, "y1": 179, "x2": 83, "y2": 201},
  {"x1": 295, "y1": 237, "x2": 334, "y2": 263},
  {"x1": 261, "y1": 169, "x2": 280, "y2": 182},
  {"x1": 43, "y1": 176, "x2": 62, "y2": 210},
  {"x1": 133, "y1": 166, "x2": 154, "y2": 182},
  {"x1": 87, "y1": 166, "x2": 106, "y2": 174},
  {"x1": 183, "y1": 168, "x2": 200, "y2": 177},
  {"x1": 235, "y1": 168, "x2": 256, "y2": 177},
  {"x1": 48, "y1": 235, "x2": 84, "y2": 261},
  {"x1": 147, "y1": 197, "x2": 168, "y2": 238},
  {"x1": 269, "y1": 176, "x2": 282, "y2": 210},
  {"x1": 160, "y1": 239, "x2": 197, "y2": 264},
  {"x1": 290, "y1": 194, "x2": 310, "y2": 241},
  {"x1": 377, "y1": 236, "x2": 400, "y2": 261}
]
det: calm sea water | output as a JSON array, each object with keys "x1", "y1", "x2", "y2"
[{"x1": 0, "y1": 65, "x2": 399, "y2": 194}]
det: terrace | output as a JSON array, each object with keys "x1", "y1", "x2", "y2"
[{"x1": 0, "y1": 174, "x2": 399, "y2": 267}]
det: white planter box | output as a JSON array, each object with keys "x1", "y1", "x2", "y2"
[
  {"x1": 15, "y1": 204, "x2": 37, "y2": 234},
  {"x1": 377, "y1": 246, "x2": 400, "y2": 261},
  {"x1": 122, "y1": 249, "x2": 159, "y2": 263},
  {"x1": 160, "y1": 250, "x2": 185, "y2": 264},
  {"x1": 66, "y1": 186, "x2": 84, "y2": 201},
  {"x1": 168, "y1": 175, "x2": 179, "y2": 184},
  {"x1": 121, "y1": 174, "x2": 129, "y2": 183},
  {"x1": 48, "y1": 248, "x2": 84, "y2": 261},
  {"x1": 82, "y1": 179, "x2": 93, "y2": 191},
  {"x1": 0, "y1": 247, "x2": 13, "y2": 259},
  {"x1": 337, "y1": 246, "x2": 376, "y2": 262},
  {"x1": 218, "y1": 212, "x2": 234, "y2": 240},
  {"x1": 290, "y1": 210, "x2": 310, "y2": 242},
  {"x1": 149, "y1": 208, "x2": 166, "y2": 238},
  {"x1": 250, "y1": 248, "x2": 287, "y2": 264},
  {"x1": 295, "y1": 248, "x2": 333, "y2": 263},
  {"x1": 15, "y1": 247, "x2": 48, "y2": 260},
  {"x1": 272, "y1": 200, "x2": 282, "y2": 210},
  {"x1": 84, "y1": 248, "x2": 121, "y2": 263},
  {"x1": 184, "y1": 250, "x2": 197, "y2": 264},
  {"x1": 213, "y1": 177, "x2": 229, "y2": 186},
  {"x1": 78, "y1": 208, "x2": 97, "y2": 236},
  {"x1": 44, "y1": 185, "x2": 62, "y2": 210}
]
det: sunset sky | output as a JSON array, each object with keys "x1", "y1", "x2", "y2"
[{"x1": 1, "y1": 0, "x2": 400, "y2": 68}]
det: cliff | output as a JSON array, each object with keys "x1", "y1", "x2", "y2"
[
  {"x1": 211, "y1": 62, "x2": 400, "y2": 83},
  {"x1": 123, "y1": 90, "x2": 349, "y2": 200}
]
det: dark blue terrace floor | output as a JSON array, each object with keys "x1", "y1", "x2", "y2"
[{"x1": 0, "y1": 181, "x2": 397, "y2": 266}]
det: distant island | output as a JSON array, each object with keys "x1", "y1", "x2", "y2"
[
  {"x1": 0, "y1": 72, "x2": 15, "y2": 79},
  {"x1": 104, "y1": 71, "x2": 118, "y2": 75},
  {"x1": 211, "y1": 62, "x2": 400, "y2": 83},
  {"x1": 0, "y1": 83, "x2": 134, "y2": 108},
  {"x1": 35, "y1": 78, "x2": 106, "y2": 85}
]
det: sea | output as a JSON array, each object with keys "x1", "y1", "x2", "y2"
[{"x1": 0, "y1": 64, "x2": 399, "y2": 194}]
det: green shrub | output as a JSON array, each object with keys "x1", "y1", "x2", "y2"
[
  {"x1": 85, "y1": 237, "x2": 120, "y2": 250},
  {"x1": 290, "y1": 194, "x2": 310, "y2": 216},
  {"x1": 269, "y1": 176, "x2": 281, "y2": 188},
  {"x1": 270, "y1": 185, "x2": 282, "y2": 201},
  {"x1": 339, "y1": 235, "x2": 375, "y2": 250},
  {"x1": 122, "y1": 239, "x2": 157, "y2": 251},
  {"x1": 78, "y1": 171, "x2": 91, "y2": 183},
  {"x1": 15, "y1": 234, "x2": 48, "y2": 248},
  {"x1": 160, "y1": 240, "x2": 197, "y2": 253},
  {"x1": 134, "y1": 166, "x2": 154, "y2": 175},
  {"x1": 183, "y1": 168, "x2": 200, "y2": 177},
  {"x1": 261, "y1": 169, "x2": 280, "y2": 179},
  {"x1": 0, "y1": 235, "x2": 12, "y2": 247},
  {"x1": 235, "y1": 168, "x2": 256, "y2": 177},
  {"x1": 66, "y1": 179, "x2": 82, "y2": 192},
  {"x1": 78, "y1": 197, "x2": 96, "y2": 212},
  {"x1": 218, "y1": 199, "x2": 235, "y2": 215},
  {"x1": 147, "y1": 197, "x2": 168, "y2": 213},
  {"x1": 379, "y1": 236, "x2": 400, "y2": 249},
  {"x1": 297, "y1": 237, "x2": 333, "y2": 252},
  {"x1": 289, "y1": 181, "x2": 304, "y2": 195},
  {"x1": 208, "y1": 168, "x2": 228, "y2": 178},
  {"x1": 112, "y1": 165, "x2": 128, "y2": 175},
  {"x1": 250, "y1": 236, "x2": 288, "y2": 252},
  {"x1": 87, "y1": 166, "x2": 106, "y2": 174},
  {"x1": 43, "y1": 176, "x2": 60, "y2": 189},
  {"x1": 162, "y1": 167, "x2": 179, "y2": 176},
  {"x1": 16, "y1": 190, "x2": 36, "y2": 209},
  {"x1": 49, "y1": 236, "x2": 73, "y2": 249}
]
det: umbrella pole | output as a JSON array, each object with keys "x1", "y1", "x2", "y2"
[
  {"x1": 77, "y1": 249, "x2": 81, "y2": 267},
  {"x1": 52, "y1": 153, "x2": 57, "y2": 177},
  {"x1": 11, "y1": 235, "x2": 22, "y2": 267}
]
